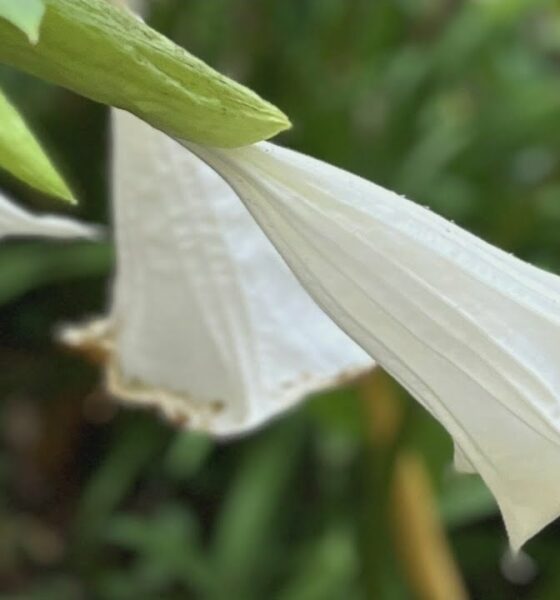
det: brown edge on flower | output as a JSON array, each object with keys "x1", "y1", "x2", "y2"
[
  {"x1": 58, "y1": 318, "x2": 376, "y2": 437},
  {"x1": 57, "y1": 318, "x2": 114, "y2": 365},
  {"x1": 57, "y1": 318, "x2": 214, "y2": 432}
]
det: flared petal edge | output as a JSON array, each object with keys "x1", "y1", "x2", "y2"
[{"x1": 59, "y1": 318, "x2": 372, "y2": 437}]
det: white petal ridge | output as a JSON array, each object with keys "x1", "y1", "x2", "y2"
[
  {"x1": 189, "y1": 140, "x2": 560, "y2": 549},
  {"x1": 64, "y1": 111, "x2": 373, "y2": 436}
]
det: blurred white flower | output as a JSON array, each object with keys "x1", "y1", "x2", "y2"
[
  {"x1": 61, "y1": 110, "x2": 372, "y2": 435},
  {"x1": 188, "y1": 140, "x2": 560, "y2": 549},
  {"x1": 0, "y1": 191, "x2": 96, "y2": 240}
]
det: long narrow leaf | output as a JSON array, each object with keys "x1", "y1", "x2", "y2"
[{"x1": 0, "y1": 88, "x2": 75, "y2": 201}]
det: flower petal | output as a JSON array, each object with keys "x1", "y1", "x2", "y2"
[
  {"x1": 190, "y1": 140, "x2": 560, "y2": 549},
  {"x1": 0, "y1": 190, "x2": 98, "y2": 239},
  {"x1": 63, "y1": 110, "x2": 372, "y2": 436}
]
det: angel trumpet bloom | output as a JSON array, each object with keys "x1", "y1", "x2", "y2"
[
  {"x1": 188, "y1": 140, "x2": 560, "y2": 549},
  {"x1": 61, "y1": 110, "x2": 372, "y2": 435},
  {"x1": 0, "y1": 191, "x2": 96, "y2": 240}
]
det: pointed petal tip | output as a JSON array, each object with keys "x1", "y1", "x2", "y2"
[
  {"x1": 498, "y1": 495, "x2": 560, "y2": 553},
  {"x1": 187, "y1": 138, "x2": 560, "y2": 550},
  {"x1": 453, "y1": 442, "x2": 477, "y2": 474}
]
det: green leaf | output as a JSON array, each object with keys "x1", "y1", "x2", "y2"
[
  {"x1": 163, "y1": 431, "x2": 213, "y2": 482},
  {"x1": 440, "y1": 474, "x2": 498, "y2": 528},
  {"x1": 0, "y1": 0, "x2": 45, "y2": 44},
  {"x1": 74, "y1": 417, "x2": 168, "y2": 560},
  {"x1": 0, "y1": 87, "x2": 75, "y2": 202},
  {"x1": 277, "y1": 527, "x2": 359, "y2": 600},
  {"x1": 0, "y1": 242, "x2": 111, "y2": 307},
  {"x1": 0, "y1": 0, "x2": 291, "y2": 148},
  {"x1": 211, "y1": 422, "x2": 303, "y2": 597}
]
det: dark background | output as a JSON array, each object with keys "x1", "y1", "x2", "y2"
[{"x1": 1, "y1": 0, "x2": 560, "y2": 598}]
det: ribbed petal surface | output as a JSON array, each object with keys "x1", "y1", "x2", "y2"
[
  {"x1": 191, "y1": 140, "x2": 560, "y2": 549},
  {"x1": 64, "y1": 111, "x2": 372, "y2": 436}
]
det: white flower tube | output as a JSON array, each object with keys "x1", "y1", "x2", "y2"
[
  {"x1": 189, "y1": 140, "x2": 560, "y2": 549},
  {"x1": 0, "y1": 192, "x2": 97, "y2": 240},
  {"x1": 62, "y1": 110, "x2": 372, "y2": 436}
]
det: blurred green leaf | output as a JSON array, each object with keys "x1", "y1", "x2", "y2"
[
  {"x1": 308, "y1": 385, "x2": 365, "y2": 438},
  {"x1": 0, "y1": 241, "x2": 111, "y2": 307},
  {"x1": 278, "y1": 525, "x2": 360, "y2": 600},
  {"x1": 101, "y1": 504, "x2": 210, "y2": 597},
  {"x1": 440, "y1": 474, "x2": 498, "y2": 529},
  {"x1": 10, "y1": 577, "x2": 84, "y2": 600},
  {"x1": 164, "y1": 431, "x2": 213, "y2": 482},
  {"x1": 0, "y1": 0, "x2": 45, "y2": 44},
  {"x1": 74, "y1": 417, "x2": 168, "y2": 560},
  {"x1": 211, "y1": 421, "x2": 304, "y2": 598},
  {"x1": 0, "y1": 87, "x2": 74, "y2": 201},
  {"x1": 0, "y1": 0, "x2": 290, "y2": 148}
]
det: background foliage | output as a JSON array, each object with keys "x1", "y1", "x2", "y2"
[{"x1": 1, "y1": 0, "x2": 560, "y2": 598}]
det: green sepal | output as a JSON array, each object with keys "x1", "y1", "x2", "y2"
[
  {"x1": 0, "y1": 88, "x2": 75, "y2": 203},
  {"x1": 0, "y1": 0, "x2": 291, "y2": 148}
]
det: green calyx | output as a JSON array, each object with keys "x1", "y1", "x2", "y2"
[{"x1": 0, "y1": 0, "x2": 291, "y2": 148}]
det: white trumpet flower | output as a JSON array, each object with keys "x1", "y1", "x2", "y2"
[
  {"x1": 188, "y1": 140, "x2": 560, "y2": 550},
  {"x1": 61, "y1": 110, "x2": 372, "y2": 435},
  {"x1": 0, "y1": 191, "x2": 97, "y2": 240}
]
